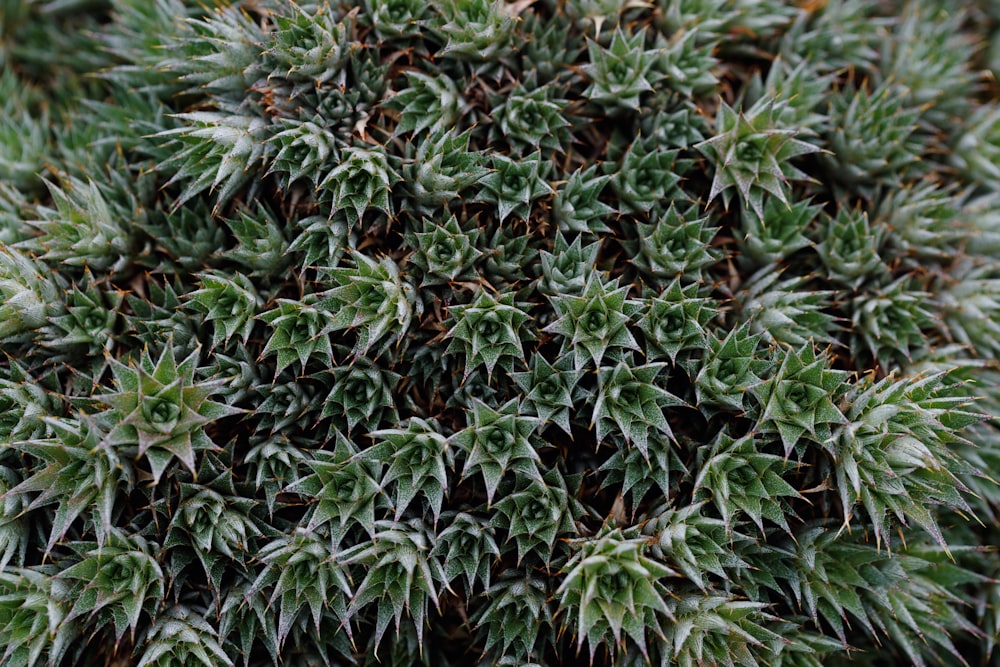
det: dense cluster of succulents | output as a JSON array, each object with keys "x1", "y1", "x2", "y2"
[{"x1": 3, "y1": 0, "x2": 1000, "y2": 665}]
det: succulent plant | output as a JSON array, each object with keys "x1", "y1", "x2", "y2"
[
  {"x1": 445, "y1": 289, "x2": 533, "y2": 380},
  {"x1": 22, "y1": 177, "x2": 133, "y2": 273},
  {"x1": 321, "y1": 357, "x2": 400, "y2": 433},
  {"x1": 319, "y1": 145, "x2": 397, "y2": 225},
  {"x1": 544, "y1": 272, "x2": 643, "y2": 372},
  {"x1": 751, "y1": 343, "x2": 848, "y2": 457},
  {"x1": 475, "y1": 152, "x2": 553, "y2": 223},
  {"x1": 0, "y1": 244, "x2": 62, "y2": 341},
  {"x1": 58, "y1": 531, "x2": 164, "y2": 639},
  {"x1": 386, "y1": 71, "x2": 465, "y2": 138},
  {"x1": 401, "y1": 130, "x2": 490, "y2": 215},
  {"x1": 511, "y1": 353, "x2": 586, "y2": 436},
  {"x1": 593, "y1": 361, "x2": 685, "y2": 457},
  {"x1": 490, "y1": 80, "x2": 571, "y2": 155},
  {"x1": 3, "y1": 2, "x2": 1000, "y2": 666},
  {"x1": 695, "y1": 323, "x2": 774, "y2": 415},
  {"x1": 258, "y1": 297, "x2": 335, "y2": 376},
  {"x1": 696, "y1": 97, "x2": 820, "y2": 218},
  {"x1": 97, "y1": 345, "x2": 243, "y2": 483},
  {"x1": 822, "y1": 81, "x2": 925, "y2": 189},
  {"x1": 557, "y1": 525, "x2": 675, "y2": 660},
  {"x1": 635, "y1": 279, "x2": 717, "y2": 366},
  {"x1": 360, "y1": 417, "x2": 453, "y2": 522},
  {"x1": 433, "y1": 0, "x2": 516, "y2": 75},
  {"x1": 433, "y1": 511, "x2": 499, "y2": 594},
  {"x1": 583, "y1": 27, "x2": 662, "y2": 113},
  {"x1": 609, "y1": 142, "x2": 683, "y2": 216},
  {"x1": 624, "y1": 203, "x2": 719, "y2": 284},
  {"x1": 340, "y1": 518, "x2": 446, "y2": 647},
  {"x1": 156, "y1": 110, "x2": 273, "y2": 213},
  {"x1": 317, "y1": 250, "x2": 419, "y2": 358},
  {"x1": 492, "y1": 468, "x2": 579, "y2": 564},
  {"x1": 450, "y1": 398, "x2": 541, "y2": 505},
  {"x1": 552, "y1": 164, "x2": 615, "y2": 235}
]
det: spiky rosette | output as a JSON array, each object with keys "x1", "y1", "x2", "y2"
[
  {"x1": 136, "y1": 605, "x2": 234, "y2": 667},
  {"x1": 433, "y1": 511, "x2": 500, "y2": 595},
  {"x1": 450, "y1": 399, "x2": 541, "y2": 505},
  {"x1": 165, "y1": 461, "x2": 268, "y2": 588},
  {"x1": 0, "y1": 83, "x2": 47, "y2": 192},
  {"x1": 751, "y1": 344, "x2": 847, "y2": 457},
  {"x1": 320, "y1": 357, "x2": 400, "y2": 433},
  {"x1": 473, "y1": 573, "x2": 555, "y2": 664},
  {"x1": 406, "y1": 213, "x2": 483, "y2": 286},
  {"x1": 475, "y1": 152, "x2": 552, "y2": 223},
  {"x1": 0, "y1": 360, "x2": 61, "y2": 445},
  {"x1": 286, "y1": 432, "x2": 382, "y2": 538},
  {"x1": 696, "y1": 97, "x2": 820, "y2": 218},
  {"x1": 385, "y1": 71, "x2": 465, "y2": 138},
  {"x1": 828, "y1": 373, "x2": 981, "y2": 550},
  {"x1": 340, "y1": 518, "x2": 446, "y2": 647},
  {"x1": 267, "y1": 2, "x2": 353, "y2": 89},
  {"x1": 58, "y1": 531, "x2": 164, "y2": 640},
  {"x1": 42, "y1": 272, "x2": 123, "y2": 362},
  {"x1": 8, "y1": 415, "x2": 133, "y2": 553},
  {"x1": 267, "y1": 119, "x2": 340, "y2": 189},
  {"x1": 695, "y1": 323, "x2": 774, "y2": 415},
  {"x1": 222, "y1": 203, "x2": 292, "y2": 276},
  {"x1": 582, "y1": 27, "x2": 661, "y2": 113},
  {"x1": 735, "y1": 267, "x2": 837, "y2": 347},
  {"x1": 537, "y1": 233, "x2": 600, "y2": 297},
  {"x1": 97, "y1": 345, "x2": 243, "y2": 482},
  {"x1": 552, "y1": 165, "x2": 614, "y2": 235},
  {"x1": 822, "y1": 82, "x2": 924, "y2": 189},
  {"x1": 544, "y1": 272, "x2": 642, "y2": 372},
  {"x1": 360, "y1": 418, "x2": 452, "y2": 523},
  {"x1": 22, "y1": 177, "x2": 133, "y2": 273},
  {"x1": 445, "y1": 289, "x2": 533, "y2": 380},
  {"x1": 636, "y1": 280, "x2": 717, "y2": 366},
  {"x1": 490, "y1": 80, "x2": 571, "y2": 155},
  {"x1": 401, "y1": 130, "x2": 490, "y2": 215},
  {"x1": 876, "y1": 182, "x2": 965, "y2": 264},
  {"x1": 557, "y1": 525, "x2": 675, "y2": 660},
  {"x1": 363, "y1": 0, "x2": 429, "y2": 41},
  {"x1": 737, "y1": 195, "x2": 819, "y2": 267},
  {"x1": 511, "y1": 354, "x2": 587, "y2": 436},
  {"x1": 849, "y1": 275, "x2": 936, "y2": 370},
  {"x1": 187, "y1": 271, "x2": 261, "y2": 349},
  {"x1": 0, "y1": 243, "x2": 63, "y2": 341},
  {"x1": 258, "y1": 297, "x2": 334, "y2": 376},
  {"x1": 319, "y1": 145, "x2": 397, "y2": 225},
  {"x1": 156, "y1": 110, "x2": 273, "y2": 212},
  {"x1": 432, "y1": 0, "x2": 516, "y2": 75},
  {"x1": 610, "y1": 143, "x2": 683, "y2": 216},
  {"x1": 598, "y1": 429, "x2": 682, "y2": 511},
  {"x1": 625, "y1": 203, "x2": 719, "y2": 284},
  {"x1": 492, "y1": 468, "x2": 579, "y2": 565},
  {"x1": 317, "y1": 250, "x2": 419, "y2": 358},
  {"x1": 0, "y1": 567, "x2": 75, "y2": 667},
  {"x1": 693, "y1": 430, "x2": 801, "y2": 534},
  {"x1": 251, "y1": 526, "x2": 352, "y2": 647},
  {"x1": 778, "y1": 0, "x2": 883, "y2": 73},
  {"x1": 814, "y1": 206, "x2": 887, "y2": 289},
  {"x1": 936, "y1": 259, "x2": 1000, "y2": 360},
  {"x1": 744, "y1": 58, "x2": 832, "y2": 134},
  {"x1": 952, "y1": 105, "x2": 1000, "y2": 189},
  {"x1": 593, "y1": 361, "x2": 685, "y2": 457}
]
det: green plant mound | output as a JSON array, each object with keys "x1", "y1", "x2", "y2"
[{"x1": 3, "y1": 0, "x2": 1000, "y2": 665}]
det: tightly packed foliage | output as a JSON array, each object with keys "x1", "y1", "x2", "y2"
[{"x1": 2, "y1": 0, "x2": 1000, "y2": 665}]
